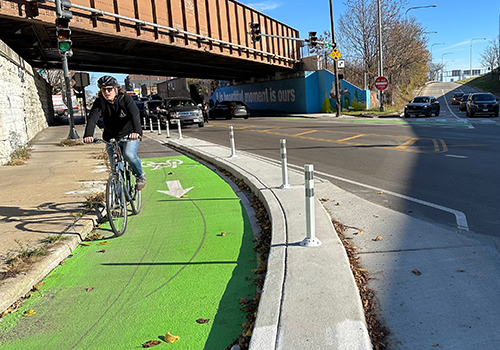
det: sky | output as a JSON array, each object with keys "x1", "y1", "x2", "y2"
[{"x1": 88, "y1": 0, "x2": 500, "y2": 93}]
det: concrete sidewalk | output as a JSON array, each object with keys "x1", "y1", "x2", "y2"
[{"x1": 0, "y1": 125, "x2": 107, "y2": 313}]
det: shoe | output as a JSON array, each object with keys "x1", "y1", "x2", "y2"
[{"x1": 136, "y1": 174, "x2": 147, "y2": 191}]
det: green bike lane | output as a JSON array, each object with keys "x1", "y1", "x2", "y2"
[{"x1": 0, "y1": 155, "x2": 256, "y2": 349}]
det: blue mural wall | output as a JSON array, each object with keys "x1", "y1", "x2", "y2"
[
  {"x1": 212, "y1": 78, "x2": 307, "y2": 113},
  {"x1": 211, "y1": 70, "x2": 370, "y2": 114}
]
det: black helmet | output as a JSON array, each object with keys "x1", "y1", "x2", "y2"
[{"x1": 97, "y1": 75, "x2": 118, "y2": 88}]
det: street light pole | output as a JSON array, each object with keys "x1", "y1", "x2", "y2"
[
  {"x1": 405, "y1": 4, "x2": 437, "y2": 21},
  {"x1": 329, "y1": 0, "x2": 341, "y2": 117},
  {"x1": 430, "y1": 42, "x2": 445, "y2": 80},
  {"x1": 441, "y1": 52, "x2": 453, "y2": 82},
  {"x1": 470, "y1": 37, "x2": 486, "y2": 79},
  {"x1": 377, "y1": 0, "x2": 384, "y2": 111}
]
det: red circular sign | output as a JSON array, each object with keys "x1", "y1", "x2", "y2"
[{"x1": 374, "y1": 76, "x2": 389, "y2": 91}]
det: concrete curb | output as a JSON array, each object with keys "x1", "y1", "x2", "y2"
[
  {"x1": 0, "y1": 214, "x2": 97, "y2": 313},
  {"x1": 166, "y1": 137, "x2": 371, "y2": 350}
]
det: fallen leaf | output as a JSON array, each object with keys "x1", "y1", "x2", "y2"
[
  {"x1": 457, "y1": 269, "x2": 465, "y2": 272},
  {"x1": 164, "y1": 332, "x2": 180, "y2": 343},
  {"x1": 86, "y1": 287, "x2": 95, "y2": 292},
  {"x1": 98, "y1": 241, "x2": 108, "y2": 245},
  {"x1": 245, "y1": 275, "x2": 252, "y2": 280},
  {"x1": 356, "y1": 230, "x2": 364, "y2": 235},
  {"x1": 98, "y1": 249, "x2": 106, "y2": 253},
  {"x1": 0, "y1": 311, "x2": 8, "y2": 318},
  {"x1": 239, "y1": 298, "x2": 250, "y2": 305},
  {"x1": 37, "y1": 282, "x2": 45, "y2": 286},
  {"x1": 432, "y1": 344, "x2": 439, "y2": 347},
  {"x1": 80, "y1": 242, "x2": 91, "y2": 246},
  {"x1": 196, "y1": 318, "x2": 210, "y2": 324},
  {"x1": 412, "y1": 269, "x2": 422, "y2": 276},
  {"x1": 359, "y1": 268, "x2": 369, "y2": 273},
  {"x1": 142, "y1": 340, "x2": 162, "y2": 347},
  {"x1": 353, "y1": 247, "x2": 358, "y2": 249},
  {"x1": 59, "y1": 259, "x2": 65, "y2": 265},
  {"x1": 336, "y1": 202, "x2": 341, "y2": 206},
  {"x1": 168, "y1": 172, "x2": 173, "y2": 175},
  {"x1": 220, "y1": 232, "x2": 226, "y2": 236},
  {"x1": 375, "y1": 236, "x2": 383, "y2": 241},
  {"x1": 23, "y1": 309, "x2": 36, "y2": 317},
  {"x1": 378, "y1": 191, "x2": 383, "y2": 194},
  {"x1": 320, "y1": 198, "x2": 329, "y2": 202},
  {"x1": 181, "y1": 195, "x2": 188, "y2": 198}
]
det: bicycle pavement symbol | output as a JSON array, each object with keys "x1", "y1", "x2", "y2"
[{"x1": 142, "y1": 159, "x2": 184, "y2": 170}]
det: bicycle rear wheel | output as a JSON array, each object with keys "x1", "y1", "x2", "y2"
[
  {"x1": 106, "y1": 175, "x2": 127, "y2": 236},
  {"x1": 128, "y1": 172, "x2": 142, "y2": 215}
]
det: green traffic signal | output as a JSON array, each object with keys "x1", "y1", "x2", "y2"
[{"x1": 59, "y1": 41, "x2": 72, "y2": 51}]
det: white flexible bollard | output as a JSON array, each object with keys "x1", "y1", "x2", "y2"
[
  {"x1": 300, "y1": 164, "x2": 322, "y2": 247},
  {"x1": 229, "y1": 126, "x2": 237, "y2": 158},
  {"x1": 176, "y1": 119, "x2": 183, "y2": 139},
  {"x1": 166, "y1": 120, "x2": 170, "y2": 138},
  {"x1": 143, "y1": 116, "x2": 146, "y2": 129},
  {"x1": 149, "y1": 118, "x2": 153, "y2": 133},
  {"x1": 279, "y1": 139, "x2": 291, "y2": 189},
  {"x1": 157, "y1": 118, "x2": 161, "y2": 135}
]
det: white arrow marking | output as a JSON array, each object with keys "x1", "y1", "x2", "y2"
[{"x1": 157, "y1": 180, "x2": 194, "y2": 198}]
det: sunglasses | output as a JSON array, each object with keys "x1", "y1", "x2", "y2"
[{"x1": 101, "y1": 87, "x2": 115, "y2": 93}]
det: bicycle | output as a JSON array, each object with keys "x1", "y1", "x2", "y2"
[{"x1": 94, "y1": 137, "x2": 142, "y2": 236}]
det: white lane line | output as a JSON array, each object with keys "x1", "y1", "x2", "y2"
[
  {"x1": 436, "y1": 119, "x2": 446, "y2": 122},
  {"x1": 445, "y1": 154, "x2": 468, "y2": 159},
  {"x1": 442, "y1": 89, "x2": 474, "y2": 129},
  {"x1": 274, "y1": 160, "x2": 470, "y2": 232},
  {"x1": 480, "y1": 119, "x2": 495, "y2": 123}
]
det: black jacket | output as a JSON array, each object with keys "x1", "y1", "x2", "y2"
[{"x1": 84, "y1": 93, "x2": 142, "y2": 141}]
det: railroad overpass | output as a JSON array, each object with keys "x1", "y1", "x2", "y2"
[{"x1": 0, "y1": 0, "x2": 301, "y2": 79}]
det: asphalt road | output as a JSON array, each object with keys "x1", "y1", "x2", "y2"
[{"x1": 181, "y1": 81, "x2": 500, "y2": 238}]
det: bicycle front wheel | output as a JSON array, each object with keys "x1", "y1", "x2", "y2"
[{"x1": 106, "y1": 175, "x2": 127, "y2": 236}]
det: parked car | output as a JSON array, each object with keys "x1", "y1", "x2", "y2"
[
  {"x1": 466, "y1": 93, "x2": 499, "y2": 118},
  {"x1": 403, "y1": 96, "x2": 440, "y2": 118},
  {"x1": 451, "y1": 92, "x2": 464, "y2": 105},
  {"x1": 144, "y1": 100, "x2": 163, "y2": 120},
  {"x1": 159, "y1": 97, "x2": 204, "y2": 127},
  {"x1": 209, "y1": 101, "x2": 250, "y2": 120},
  {"x1": 52, "y1": 94, "x2": 79, "y2": 117},
  {"x1": 458, "y1": 94, "x2": 470, "y2": 111}
]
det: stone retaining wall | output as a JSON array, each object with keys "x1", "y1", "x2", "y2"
[{"x1": 0, "y1": 39, "x2": 53, "y2": 165}]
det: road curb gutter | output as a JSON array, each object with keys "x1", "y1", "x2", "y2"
[{"x1": 0, "y1": 215, "x2": 97, "y2": 314}]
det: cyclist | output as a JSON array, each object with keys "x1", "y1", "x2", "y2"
[{"x1": 83, "y1": 75, "x2": 147, "y2": 190}]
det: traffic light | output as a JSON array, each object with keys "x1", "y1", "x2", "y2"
[
  {"x1": 249, "y1": 22, "x2": 261, "y2": 43},
  {"x1": 56, "y1": 18, "x2": 72, "y2": 56},
  {"x1": 56, "y1": 0, "x2": 73, "y2": 20},
  {"x1": 308, "y1": 32, "x2": 318, "y2": 47}
]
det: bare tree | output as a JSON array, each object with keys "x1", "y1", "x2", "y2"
[
  {"x1": 480, "y1": 38, "x2": 500, "y2": 77},
  {"x1": 336, "y1": 0, "x2": 429, "y2": 106}
]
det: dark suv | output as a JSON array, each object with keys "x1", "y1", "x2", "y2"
[
  {"x1": 404, "y1": 96, "x2": 440, "y2": 118},
  {"x1": 159, "y1": 97, "x2": 204, "y2": 127},
  {"x1": 466, "y1": 93, "x2": 499, "y2": 118},
  {"x1": 209, "y1": 101, "x2": 250, "y2": 120}
]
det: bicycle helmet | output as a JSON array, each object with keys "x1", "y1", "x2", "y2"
[{"x1": 97, "y1": 75, "x2": 119, "y2": 88}]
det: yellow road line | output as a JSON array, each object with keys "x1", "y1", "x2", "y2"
[
  {"x1": 395, "y1": 137, "x2": 420, "y2": 150},
  {"x1": 293, "y1": 130, "x2": 318, "y2": 137},
  {"x1": 337, "y1": 134, "x2": 367, "y2": 142}
]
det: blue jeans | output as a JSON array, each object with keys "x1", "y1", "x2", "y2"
[{"x1": 106, "y1": 139, "x2": 144, "y2": 177}]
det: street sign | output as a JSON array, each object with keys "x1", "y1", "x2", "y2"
[
  {"x1": 330, "y1": 48, "x2": 341, "y2": 61},
  {"x1": 374, "y1": 76, "x2": 389, "y2": 91},
  {"x1": 74, "y1": 72, "x2": 90, "y2": 87},
  {"x1": 337, "y1": 59, "x2": 345, "y2": 68},
  {"x1": 324, "y1": 41, "x2": 333, "y2": 48}
]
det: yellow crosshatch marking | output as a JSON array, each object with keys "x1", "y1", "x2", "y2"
[{"x1": 212, "y1": 122, "x2": 448, "y2": 153}]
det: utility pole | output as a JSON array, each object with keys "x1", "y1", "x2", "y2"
[
  {"x1": 329, "y1": 0, "x2": 341, "y2": 117},
  {"x1": 377, "y1": 0, "x2": 384, "y2": 111}
]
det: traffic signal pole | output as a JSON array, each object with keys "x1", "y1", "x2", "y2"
[
  {"x1": 329, "y1": 0, "x2": 341, "y2": 117},
  {"x1": 55, "y1": 0, "x2": 78, "y2": 139},
  {"x1": 62, "y1": 55, "x2": 79, "y2": 139}
]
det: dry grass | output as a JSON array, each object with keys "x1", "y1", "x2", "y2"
[
  {"x1": 6, "y1": 145, "x2": 31, "y2": 166},
  {"x1": 84, "y1": 191, "x2": 106, "y2": 210},
  {"x1": 58, "y1": 139, "x2": 84, "y2": 147},
  {"x1": 92, "y1": 149, "x2": 108, "y2": 160}
]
